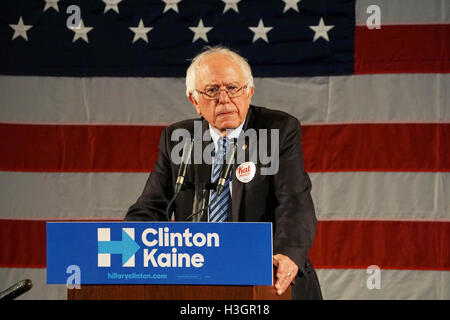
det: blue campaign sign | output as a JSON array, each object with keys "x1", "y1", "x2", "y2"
[{"x1": 46, "y1": 222, "x2": 273, "y2": 286}]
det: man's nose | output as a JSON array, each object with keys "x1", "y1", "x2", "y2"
[{"x1": 217, "y1": 89, "x2": 230, "y2": 104}]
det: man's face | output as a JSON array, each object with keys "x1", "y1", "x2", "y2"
[{"x1": 189, "y1": 53, "x2": 254, "y2": 135}]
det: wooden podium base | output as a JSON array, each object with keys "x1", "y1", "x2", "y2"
[{"x1": 68, "y1": 284, "x2": 291, "y2": 300}]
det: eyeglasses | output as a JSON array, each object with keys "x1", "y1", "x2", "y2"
[{"x1": 196, "y1": 84, "x2": 248, "y2": 100}]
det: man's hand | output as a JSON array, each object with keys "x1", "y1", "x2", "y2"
[{"x1": 273, "y1": 254, "x2": 298, "y2": 295}]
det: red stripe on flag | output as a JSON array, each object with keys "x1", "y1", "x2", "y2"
[
  {"x1": 1, "y1": 219, "x2": 448, "y2": 270},
  {"x1": 1, "y1": 123, "x2": 449, "y2": 172},
  {"x1": 355, "y1": 24, "x2": 450, "y2": 74},
  {"x1": 309, "y1": 220, "x2": 450, "y2": 271},
  {"x1": 0, "y1": 219, "x2": 46, "y2": 268},
  {"x1": 302, "y1": 123, "x2": 450, "y2": 172},
  {"x1": 0, "y1": 123, "x2": 164, "y2": 172}
]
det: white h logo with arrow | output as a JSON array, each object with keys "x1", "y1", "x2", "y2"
[{"x1": 97, "y1": 228, "x2": 140, "y2": 267}]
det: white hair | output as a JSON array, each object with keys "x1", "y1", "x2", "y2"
[{"x1": 185, "y1": 45, "x2": 254, "y2": 101}]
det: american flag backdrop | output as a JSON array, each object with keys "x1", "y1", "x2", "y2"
[{"x1": 0, "y1": 0, "x2": 449, "y2": 299}]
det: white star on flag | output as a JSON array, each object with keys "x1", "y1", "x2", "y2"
[
  {"x1": 43, "y1": 0, "x2": 60, "y2": 12},
  {"x1": 189, "y1": 19, "x2": 213, "y2": 43},
  {"x1": 162, "y1": 0, "x2": 182, "y2": 13},
  {"x1": 129, "y1": 19, "x2": 153, "y2": 43},
  {"x1": 102, "y1": 0, "x2": 122, "y2": 14},
  {"x1": 68, "y1": 20, "x2": 93, "y2": 43},
  {"x1": 9, "y1": 17, "x2": 33, "y2": 41},
  {"x1": 222, "y1": 0, "x2": 241, "y2": 13},
  {"x1": 282, "y1": 0, "x2": 300, "y2": 13},
  {"x1": 249, "y1": 19, "x2": 273, "y2": 43},
  {"x1": 309, "y1": 17, "x2": 334, "y2": 42}
]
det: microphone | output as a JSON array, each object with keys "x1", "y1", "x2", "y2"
[
  {"x1": 215, "y1": 138, "x2": 237, "y2": 196},
  {"x1": 0, "y1": 279, "x2": 33, "y2": 300},
  {"x1": 174, "y1": 138, "x2": 194, "y2": 194},
  {"x1": 165, "y1": 138, "x2": 194, "y2": 221},
  {"x1": 185, "y1": 138, "x2": 237, "y2": 221},
  {"x1": 184, "y1": 182, "x2": 215, "y2": 221}
]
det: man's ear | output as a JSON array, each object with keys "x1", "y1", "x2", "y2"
[
  {"x1": 248, "y1": 86, "x2": 254, "y2": 101},
  {"x1": 188, "y1": 93, "x2": 201, "y2": 115}
]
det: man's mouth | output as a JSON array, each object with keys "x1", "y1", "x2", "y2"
[{"x1": 216, "y1": 111, "x2": 236, "y2": 117}]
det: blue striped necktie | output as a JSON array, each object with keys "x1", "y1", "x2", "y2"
[{"x1": 209, "y1": 137, "x2": 231, "y2": 222}]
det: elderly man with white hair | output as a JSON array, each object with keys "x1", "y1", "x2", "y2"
[{"x1": 126, "y1": 45, "x2": 322, "y2": 300}]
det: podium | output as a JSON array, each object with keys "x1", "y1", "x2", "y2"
[
  {"x1": 48, "y1": 222, "x2": 281, "y2": 300},
  {"x1": 68, "y1": 284, "x2": 291, "y2": 300}
]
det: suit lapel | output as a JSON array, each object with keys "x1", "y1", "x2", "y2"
[
  {"x1": 231, "y1": 106, "x2": 255, "y2": 222},
  {"x1": 231, "y1": 163, "x2": 244, "y2": 221},
  {"x1": 194, "y1": 118, "x2": 213, "y2": 184}
]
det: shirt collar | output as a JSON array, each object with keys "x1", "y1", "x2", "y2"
[{"x1": 208, "y1": 120, "x2": 245, "y2": 153}]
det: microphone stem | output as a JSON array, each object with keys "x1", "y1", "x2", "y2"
[{"x1": 165, "y1": 189, "x2": 180, "y2": 221}]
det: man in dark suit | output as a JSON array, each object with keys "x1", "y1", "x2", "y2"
[{"x1": 125, "y1": 46, "x2": 322, "y2": 300}]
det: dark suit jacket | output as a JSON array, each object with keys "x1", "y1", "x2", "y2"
[{"x1": 125, "y1": 105, "x2": 322, "y2": 299}]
